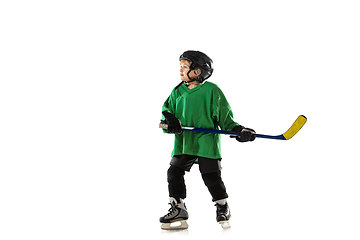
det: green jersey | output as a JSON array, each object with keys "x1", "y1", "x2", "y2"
[{"x1": 162, "y1": 81, "x2": 239, "y2": 159}]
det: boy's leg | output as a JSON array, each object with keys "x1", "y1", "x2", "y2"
[
  {"x1": 198, "y1": 157, "x2": 231, "y2": 228},
  {"x1": 198, "y1": 157, "x2": 228, "y2": 201},
  {"x1": 167, "y1": 165, "x2": 186, "y2": 201},
  {"x1": 161, "y1": 155, "x2": 197, "y2": 230},
  {"x1": 201, "y1": 170, "x2": 229, "y2": 201},
  {"x1": 168, "y1": 155, "x2": 197, "y2": 201}
]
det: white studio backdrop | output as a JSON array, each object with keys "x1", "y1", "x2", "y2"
[{"x1": 1, "y1": 0, "x2": 359, "y2": 239}]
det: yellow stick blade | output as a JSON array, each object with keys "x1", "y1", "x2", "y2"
[{"x1": 282, "y1": 115, "x2": 307, "y2": 140}]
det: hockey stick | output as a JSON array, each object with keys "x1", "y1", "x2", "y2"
[{"x1": 159, "y1": 115, "x2": 307, "y2": 140}]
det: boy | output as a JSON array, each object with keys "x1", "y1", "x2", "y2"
[{"x1": 159, "y1": 50, "x2": 256, "y2": 230}]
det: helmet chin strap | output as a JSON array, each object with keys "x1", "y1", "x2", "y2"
[
  {"x1": 185, "y1": 70, "x2": 199, "y2": 84},
  {"x1": 176, "y1": 70, "x2": 203, "y2": 90}
]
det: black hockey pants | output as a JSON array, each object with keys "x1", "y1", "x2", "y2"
[{"x1": 167, "y1": 155, "x2": 228, "y2": 202}]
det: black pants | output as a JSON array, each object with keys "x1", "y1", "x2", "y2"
[{"x1": 167, "y1": 155, "x2": 228, "y2": 202}]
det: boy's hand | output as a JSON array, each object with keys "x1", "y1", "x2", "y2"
[
  {"x1": 162, "y1": 111, "x2": 183, "y2": 134},
  {"x1": 231, "y1": 126, "x2": 256, "y2": 142}
]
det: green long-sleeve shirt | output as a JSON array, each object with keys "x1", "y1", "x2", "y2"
[{"x1": 162, "y1": 81, "x2": 239, "y2": 159}]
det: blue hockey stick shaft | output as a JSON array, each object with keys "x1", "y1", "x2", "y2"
[
  {"x1": 181, "y1": 127, "x2": 286, "y2": 140},
  {"x1": 159, "y1": 115, "x2": 306, "y2": 141}
]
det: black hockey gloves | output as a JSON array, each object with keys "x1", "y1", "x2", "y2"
[
  {"x1": 162, "y1": 111, "x2": 183, "y2": 134},
  {"x1": 231, "y1": 125, "x2": 256, "y2": 142}
]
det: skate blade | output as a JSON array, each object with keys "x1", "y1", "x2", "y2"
[
  {"x1": 161, "y1": 220, "x2": 188, "y2": 230},
  {"x1": 219, "y1": 221, "x2": 231, "y2": 229}
]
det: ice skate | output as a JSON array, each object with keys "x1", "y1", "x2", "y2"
[
  {"x1": 215, "y1": 201, "x2": 231, "y2": 229},
  {"x1": 160, "y1": 198, "x2": 189, "y2": 230}
]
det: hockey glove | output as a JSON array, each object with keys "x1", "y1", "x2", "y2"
[
  {"x1": 162, "y1": 111, "x2": 183, "y2": 134},
  {"x1": 230, "y1": 125, "x2": 256, "y2": 142}
]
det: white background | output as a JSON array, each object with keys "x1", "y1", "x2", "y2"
[{"x1": 1, "y1": 0, "x2": 359, "y2": 239}]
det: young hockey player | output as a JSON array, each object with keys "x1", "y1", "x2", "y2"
[{"x1": 159, "y1": 50, "x2": 256, "y2": 230}]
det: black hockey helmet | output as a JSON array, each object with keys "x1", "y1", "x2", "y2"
[{"x1": 179, "y1": 50, "x2": 214, "y2": 82}]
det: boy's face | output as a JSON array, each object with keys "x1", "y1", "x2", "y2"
[{"x1": 180, "y1": 60, "x2": 200, "y2": 82}]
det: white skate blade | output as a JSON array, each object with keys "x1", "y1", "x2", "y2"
[
  {"x1": 219, "y1": 220, "x2": 231, "y2": 229},
  {"x1": 161, "y1": 220, "x2": 188, "y2": 230}
]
